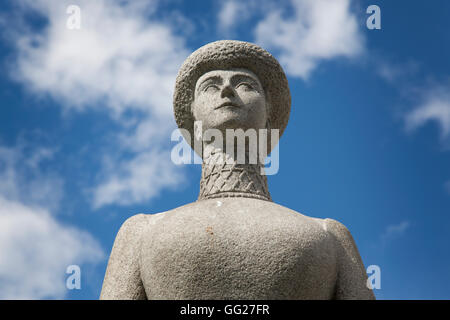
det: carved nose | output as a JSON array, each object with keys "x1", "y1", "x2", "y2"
[{"x1": 221, "y1": 85, "x2": 235, "y2": 98}]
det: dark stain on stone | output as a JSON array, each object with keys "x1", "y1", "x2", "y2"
[{"x1": 206, "y1": 226, "x2": 214, "y2": 236}]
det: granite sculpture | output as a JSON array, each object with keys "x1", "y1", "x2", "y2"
[{"x1": 100, "y1": 40, "x2": 375, "y2": 300}]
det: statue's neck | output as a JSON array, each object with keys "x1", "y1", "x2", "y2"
[{"x1": 198, "y1": 144, "x2": 272, "y2": 202}]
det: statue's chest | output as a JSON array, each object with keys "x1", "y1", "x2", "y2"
[{"x1": 139, "y1": 208, "x2": 337, "y2": 299}]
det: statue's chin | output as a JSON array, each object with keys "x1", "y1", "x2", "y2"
[
  {"x1": 208, "y1": 108, "x2": 246, "y2": 129},
  {"x1": 210, "y1": 121, "x2": 253, "y2": 136}
]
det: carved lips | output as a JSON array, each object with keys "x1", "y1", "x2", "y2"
[{"x1": 215, "y1": 101, "x2": 241, "y2": 110}]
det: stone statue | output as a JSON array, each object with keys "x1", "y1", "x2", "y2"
[{"x1": 100, "y1": 40, "x2": 375, "y2": 300}]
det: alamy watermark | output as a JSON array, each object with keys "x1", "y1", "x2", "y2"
[
  {"x1": 66, "y1": 5, "x2": 81, "y2": 30},
  {"x1": 66, "y1": 4, "x2": 380, "y2": 31},
  {"x1": 366, "y1": 265, "x2": 381, "y2": 290},
  {"x1": 64, "y1": 264, "x2": 380, "y2": 291},
  {"x1": 171, "y1": 121, "x2": 280, "y2": 175},
  {"x1": 366, "y1": 5, "x2": 381, "y2": 30},
  {"x1": 66, "y1": 264, "x2": 81, "y2": 290}
]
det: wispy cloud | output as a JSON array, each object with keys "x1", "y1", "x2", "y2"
[
  {"x1": 0, "y1": 143, "x2": 104, "y2": 299},
  {"x1": 254, "y1": 0, "x2": 364, "y2": 79},
  {"x1": 376, "y1": 59, "x2": 420, "y2": 85},
  {"x1": 444, "y1": 181, "x2": 450, "y2": 195},
  {"x1": 92, "y1": 149, "x2": 185, "y2": 209},
  {"x1": 405, "y1": 87, "x2": 450, "y2": 145},
  {"x1": 371, "y1": 44, "x2": 450, "y2": 149},
  {"x1": 0, "y1": 141, "x2": 63, "y2": 211},
  {"x1": 217, "y1": 0, "x2": 260, "y2": 35},
  {"x1": 0, "y1": 196, "x2": 104, "y2": 299},
  {"x1": 217, "y1": 0, "x2": 243, "y2": 33},
  {"x1": 380, "y1": 221, "x2": 410, "y2": 246}
]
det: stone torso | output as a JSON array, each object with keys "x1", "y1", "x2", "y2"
[
  {"x1": 100, "y1": 145, "x2": 374, "y2": 300},
  {"x1": 139, "y1": 198, "x2": 338, "y2": 299}
]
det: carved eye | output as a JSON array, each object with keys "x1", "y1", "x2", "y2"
[
  {"x1": 204, "y1": 84, "x2": 220, "y2": 93},
  {"x1": 236, "y1": 82, "x2": 254, "y2": 91}
]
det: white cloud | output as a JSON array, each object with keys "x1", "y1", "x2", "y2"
[
  {"x1": 0, "y1": 143, "x2": 63, "y2": 211},
  {"x1": 405, "y1": 89, "x2": 450, "y2": 143},
  {"x1": 8, "y1": 0, "x2": 191, "y2": 208},
  {"x1": 92, "y1": 149, "x2": 185, "y2": 209},
  {"x1": 218, "y1": 0, "x2": 240, "y2": 32},
  {"x1": 12, "y1": 0, "x2": 188, "y2": 117},
  {"x1": 376, "y1": 59, "x2": 420, "y2": 85},
  {"x1": 0, "y1": 143, "x2": 104, "y2": 299},
  {"x1": 217, "y1": 0, "x2": 256, "y2": 34},
  {"x1": 0, "y1": 195, "x2": 103, "y2": 299},
  {"x1": 254, "y1": 0, "x2": 364, "y2": 79},
  {"x1": 380, "y1": 221, "x2": 410, "y2": 245}
]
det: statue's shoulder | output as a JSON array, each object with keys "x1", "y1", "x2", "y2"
[
  {"x1": 110, "y1": 214, "x2": 147, "y2": 247},
  {"x1": 118, "y1": 213, "x2": 149, "y2": 232},
  {"x1": 321, "y1": 218, "x2": 354, "y2": 241},
  {"x1": 271, "y1": 204, "x2": 341, "y2": 236},
  {"x1": 310, "y1": 217, "x2": 359, "y2": 251},
  {"x1": 289, "y1": 211, "x2": 354, "y2": 242},
  {"x1": 118, "y1": 202, "x2": 205, "y2": 234},
  {"x1": 115, "y1": 211, "x2": 171, "y2": 239}
]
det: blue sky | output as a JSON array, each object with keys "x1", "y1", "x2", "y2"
[{"x1": 0, "y1": 0, "x2": 449, "y2": 299}]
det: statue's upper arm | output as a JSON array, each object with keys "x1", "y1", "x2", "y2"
[
  {"x1": 100, "y1": 214, "x2": 148, "y2": 300},
  {"x1": 325, "y1": 218, "x2": 375, "y2": 300}
]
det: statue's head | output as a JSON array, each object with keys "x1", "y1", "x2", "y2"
[{"x1": 174, "y1": 40, "x2": 291, "y2": 156}]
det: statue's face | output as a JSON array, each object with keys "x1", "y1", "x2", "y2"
[{"x1": 192, "y1": 68, "x2": 268, "y2": 137}]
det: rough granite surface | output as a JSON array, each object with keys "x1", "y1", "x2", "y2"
[{"x1": 100, "y1": 198, "x2": 374, "y2": 300}]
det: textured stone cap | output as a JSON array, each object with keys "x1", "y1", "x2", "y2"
[{"x1": 173, "y1": 40, "x2": 291, "y2": 150}]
